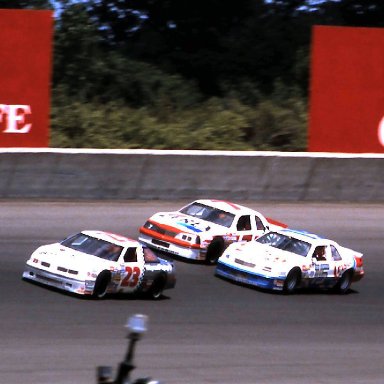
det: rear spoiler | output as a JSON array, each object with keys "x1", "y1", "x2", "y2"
[{"x1": 266, "y1": 217, "x2": 288, "y2": 229}]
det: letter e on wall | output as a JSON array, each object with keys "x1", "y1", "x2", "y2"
[{"x1": 0, "y1": 10, "x2": 53, "y2": 147}]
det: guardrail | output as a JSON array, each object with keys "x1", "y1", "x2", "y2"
[{"x1": 0, "y1": 148, "x2": 383, "y2": 201}]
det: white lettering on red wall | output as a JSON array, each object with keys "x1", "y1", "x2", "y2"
[
  {"x1": 379, "y1": 116, "x2": 384, "y2": 147},
  {"x1": 0, "y1": 104, "x2": 32, "y2": 133}
]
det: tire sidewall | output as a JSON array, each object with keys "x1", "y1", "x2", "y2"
[
  {"x1": 205, "y1": 238, "x2": 224, "y2": 265},
  {"x1": 93, "y1": 271, "x2": 111, "y2": 299},
  {"x1": 283, "y1": 268, "x2": 300, "y2": 294},
  {"x1": 335, "y1": 270, "x2": 352, "y2": 294},
  {"x1": 148, "y1": 275, "x2": 165, "y2": 299}
]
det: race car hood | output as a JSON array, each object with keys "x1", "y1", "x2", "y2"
[
  {"x1": 222, "y1": 241, "x2": 302, "y2": 270},
  {"x1": 29, "y1": 243, "x2": 114, "y2": 277},
  {"x1": 149, "y1": 211, "x2": 225, "y2": 234}
]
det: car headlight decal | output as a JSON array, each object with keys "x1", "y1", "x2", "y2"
[{"x1": 175, "y1": 233, "x2": 200, "y2": 245}]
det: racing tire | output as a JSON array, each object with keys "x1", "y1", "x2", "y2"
[
  {"x1": 283, "y1": 268, "x2": 301, "y2": 294},
  {"x1": 205, "y1": 238, "x2": 225, "y2": 265},
  {"x1": 93, "y1": 271, "x2": 111, "y2": 299},
  {"x1": 148, "y1": 274, "x2": 166, "y2": 300},
  {"x1": 333, "y1": 270, "x2": 352, "y2": 294}
]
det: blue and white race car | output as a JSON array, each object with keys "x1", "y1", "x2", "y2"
[{"x1": 215, "y1": 228, "x2": 364, "y2": 294}]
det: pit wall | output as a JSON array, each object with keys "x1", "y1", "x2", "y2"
[{"x1": 1, "y1": 149, "x2": 383, "y2": 201}]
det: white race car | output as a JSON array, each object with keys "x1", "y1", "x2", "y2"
[
  {"x1": 138, "y1": 199, "x2": 286, "y2": 264},
  {"x1": 22, "y1": 230, "x2": 176, "y2": 299},
  {"x1": 215, "y1": 228, "x2": 364, "y2": 294}
]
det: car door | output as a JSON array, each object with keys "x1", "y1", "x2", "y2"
[
  {"x1": 235, "y1": 214, "x2": 268, "y2": 241},
  {"x1": 235, "y1": 215, "x2": 254, "y2": 241},
  {"x1": 117, "y1": 246, "x2": 144, "y2": 293},
  {"x1": 330, "y1": 244, "x2": 348, "y2": 279},
  {"x1": 310, "y1": 245, "x2": 334, "y2": 285},
  {"x1": 251, "y1": 215, "x2": 268, "y2": 240}
]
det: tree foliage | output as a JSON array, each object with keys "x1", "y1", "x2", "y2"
[{"x1": 10, "y1": 0, "x2": 382, "y2": 150}]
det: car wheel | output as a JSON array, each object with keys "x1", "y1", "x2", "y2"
[
  {"x1": 283, "y1": 268, "x2": 301, "y2": 294},
  {"x1": 93, "y1": 271, "x2": 111, "y2": 299},
  {"x1": 205, "y1": 238, "x2": 224, "y2": 265},
  {"x1": 148, "y1": 274, "x2": 166, "y2": 300},
  {"x1": 334, "y1": 270, "x2": 352, "y2": 294}
]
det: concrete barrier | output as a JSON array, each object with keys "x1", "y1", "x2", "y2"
[{"x1": 0, "y1": 148, "x2": 383, "y2": 201}]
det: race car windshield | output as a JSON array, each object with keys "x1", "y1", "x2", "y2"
[
  {"x1": 180, "y1": 202, "x2": 235, "y2": 228},
  {"x1": 256, "y1": 232, "x2": 311, "y2": 257},
  {"x1": 61, "y1": 233, "x2": 123, "y2": 261}
]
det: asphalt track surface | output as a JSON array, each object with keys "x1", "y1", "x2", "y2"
[{"x1": 1, "y1": 200, "x2": 383, "y2": 384}]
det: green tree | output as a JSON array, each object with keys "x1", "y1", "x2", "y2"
[{"x1": 17, "y1": 0, "x2": 384, "y2": 151}]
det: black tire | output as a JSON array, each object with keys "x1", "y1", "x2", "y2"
[
  {"x1": 334, "y1": 270, "x2": 352, "y2": 294},
  {"x1": 93, "y1": 271, "x2": 111, "y2": 299},
  {"x1": 283, "y1": 268, "x2": 301, "y2": 294},
  {"x1": 205, "y1": 238, "x2": 225, "y2": 265},
  {"x1": 148, "y1": 275, "x2": 166, "y2": 300}
]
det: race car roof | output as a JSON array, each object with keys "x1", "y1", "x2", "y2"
[
  {"x1": 193, "y1": 199, "x2": 262, "y2": 215},
  {"x1": 81, "y1": 230, "x2": 138, "y2": 246},
  {"x1": 278, "y1": 228, "x2": 328, "y2": 242}
]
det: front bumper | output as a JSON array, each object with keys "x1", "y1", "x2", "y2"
[
  {"x1": 138, "y1": 234, "x2": 206, "y2": 261},
  {"x1": 215, "y1": 261, "x2": 284, "y2": 291},
  {"x1": 22, "y1": 265, "x2": 94, "y2": 295}
]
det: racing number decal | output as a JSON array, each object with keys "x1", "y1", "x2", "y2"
[
  {"x1": 121, "y1": 266, "x2": 141, "y2": 287},
  {"x1": 334, "y1": 265, "x2": 346, "y2": 278}
]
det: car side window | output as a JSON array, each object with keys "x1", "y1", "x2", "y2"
[
  {"x1": 237, "y1": 215, "x2": 251, "y2": 231},
  {"x1": 255, "y1": 216, "x2": 265, "y2": 230},
  {"x1": 331, "y1": 245, "x2": 342, "y2": 261},
  {"x1": 124, "y1": 247, "x2": 137, "y2": 263}
]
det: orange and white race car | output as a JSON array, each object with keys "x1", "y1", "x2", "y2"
[{"x1": 138, "y1": 199, "x2": 286, "y2": 264}]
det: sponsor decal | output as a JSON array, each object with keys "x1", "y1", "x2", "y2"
[
  {"x1": 223, "y1": 234, "x2": 238, "y2": 242},
  {"x1": 315, "y1": 264, "x2": 329, "y2": 271},
  {"x1": 85, "y1": 280, "x2": 95, "y2": 290},
  {"x1": 177, "y1": 221, "x2": 203, "y2": 232},
  {"x1": 112, "y1": 272, "x2": 122, "y2": 282}
]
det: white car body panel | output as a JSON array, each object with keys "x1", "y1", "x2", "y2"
[
  {"x1": 138, "y1": 199, "x2": 286, "y2": 262},
  {"x1": 23, "y1": 230, "x2": 176, "y2": 297},
  {"x1": 216, "y1": 228, "x2": 364, "y2": 292}
]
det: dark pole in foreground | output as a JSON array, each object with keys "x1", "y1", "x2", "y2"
[
  {"x1": 97, "y1": 314, "x2": 149, "y2": 384},
  {"x1": 114, "y1": 331, "x2": 141, "y2": 384}
]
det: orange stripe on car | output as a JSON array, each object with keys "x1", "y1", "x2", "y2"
[
  {"x1": 139, "y1": 226, "x2": 201, "y2": 249},
  {"x1": 266, "y1": 217, "x2": 288, "y2": 228}
]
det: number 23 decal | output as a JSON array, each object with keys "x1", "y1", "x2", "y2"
[{"x1": 121, "y1": 266, "x2": 141, "y2": 287}]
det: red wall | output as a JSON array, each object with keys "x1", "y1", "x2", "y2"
[
  {"x1": 309, "y1": 25, "x2": 384, "y2": 153},
  {"x1": 0, "y1": 9, "x2": 53, "y2": 147}
]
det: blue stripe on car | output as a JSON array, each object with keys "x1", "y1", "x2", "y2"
[
  {"x1": 216, "y1": 260, "x2": 282, "y2": 290},
  {"x1": 281, "y1": 228, "x2": 324, "y2": 240},
  {"x1": 177, "y1": 222, "x2": 203, "y2": 232}
]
